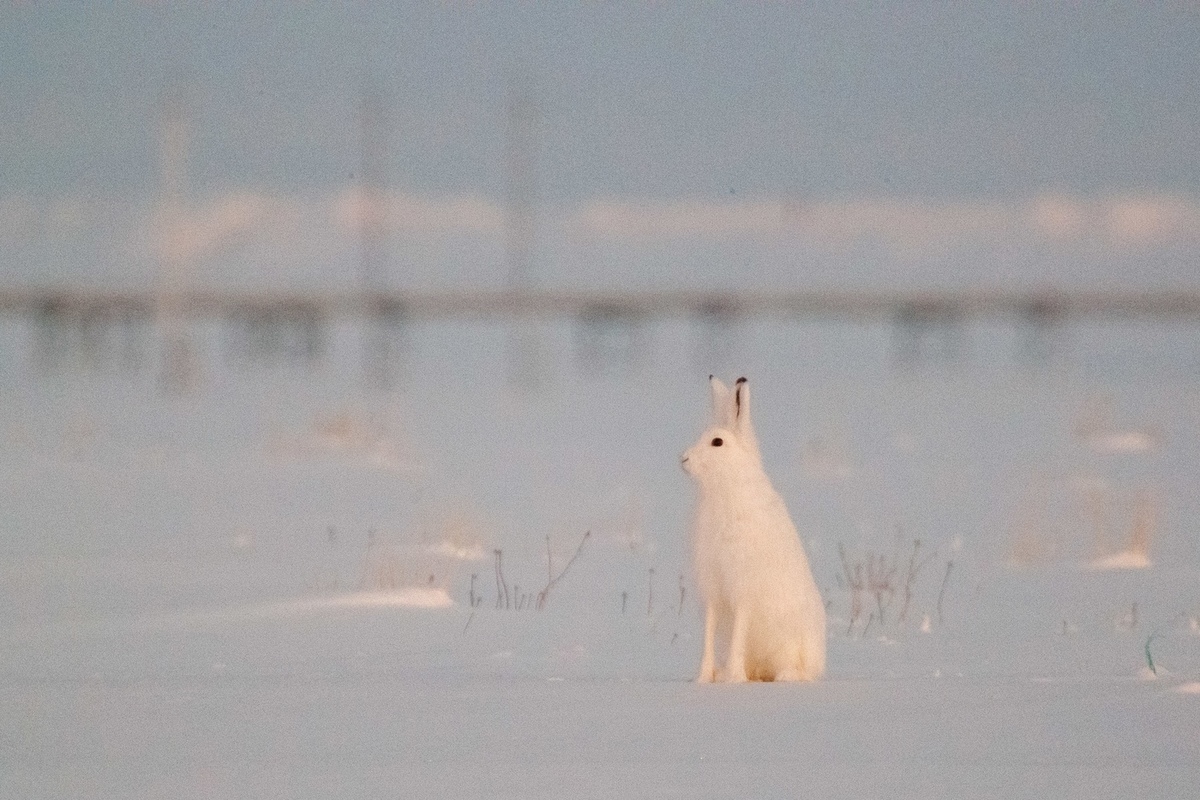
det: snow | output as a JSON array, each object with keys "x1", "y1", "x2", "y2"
[
  {"x1": 1089, "y1": 550, "x2": 1153, "y2": 571},
  {"x1": 2, "y1": 316, "x2": 1199, "y2": 797}
]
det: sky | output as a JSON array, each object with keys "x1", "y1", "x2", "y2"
[
  {"x1": 2, "y1": 3, "x2": 1199, "y2": 289},
  {"x1": 4, "y1": 2, "x2": 1199, "y2": 201}
]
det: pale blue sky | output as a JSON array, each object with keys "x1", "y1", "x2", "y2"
[{"x1": 4, "y1": 2, "x2": 1199, "y2": 202}]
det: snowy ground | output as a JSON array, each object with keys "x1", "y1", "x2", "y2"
[{"x1": 2, "y1": 316, "x2": 1199, "y2": 797}]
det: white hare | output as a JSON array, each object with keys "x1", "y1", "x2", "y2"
[{"x1": 681, "y1": 376, "x2": 826, "y2": 683}]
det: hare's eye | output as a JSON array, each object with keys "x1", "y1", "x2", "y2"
[{"x1": 711, "y1": 437, "x2": 723, "y2": 447}]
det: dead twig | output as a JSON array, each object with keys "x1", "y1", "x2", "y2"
[
  {"x1": 897, "y1": 539, "x2": 937, "y2": 624},
  {"x1": 647, "y1": 567, "x2": 656, "y2": 616},
  {"x1": 936, "y1": 560, "x2": 954, "y2": 624},
  {"x1": 866, "y1": 551, "x2": 897, "y2": 625},
  {"x1": 494, "y1": 549, "x2": 510, "y2": 610},
  {"x1": 839, "y1": 542, "x2": 866, "y2": 635},
  {"x1": 535, "y1": 531, "x2": 591, "y2": 610}
]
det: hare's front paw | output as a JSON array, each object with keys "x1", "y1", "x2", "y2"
[{"x1": 696, "y1": 663, "x2": 717, "y2": 683}]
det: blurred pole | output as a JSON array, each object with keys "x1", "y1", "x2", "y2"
[
  {"x1": 156, "y1": 89, "x2": 199, "y2": 395},
  {"x1": 892, "y1": 301, "x2": 965, "y2": 368},
  {"x1": 504, "y1": 88, "x2": 537, "y2": 291},
  {"x1": 504, "y1": 83, "x2": 546, "y2": 387},
  {"x1": 359, "y1": 84, "x2": 388, "y2": 293},
  {"x1": 32, "y1": 297, "x2": 66, "y2": 373},
  {"x1": 575, "y1": 303, "x2": 645, "y2": 379},
  {"x1": 116, "y1": 303, "x2": 148, "y2": 373},
  {"x1": 359, "y1": 84, "x2": 404, "y2": 390},
  {"x1": 691, "y1": 298, "x2": 739, "y2": 377},
  {"x1": 1018, "y1": 295, "x2": 1065, "y2": 366}
]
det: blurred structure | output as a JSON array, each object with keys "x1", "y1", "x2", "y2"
[
  {"x1": 156, "y1": 88, "x2": 200, "y2": 395},
  {"x1": 503, "y1": 84, "x2": 547, "y2": 386},
  {"x1": 4, "y1": 287, "x2": 1200, "y2": 388},
  {"x1": 892, "y1": 299, "x2": 965, "y2": 366},
  {"x1": 573, "y1": 301, "x2": 645, "y2": 378},
  {"x1": 358, "y1": 84, "x2": 405, "y2": 390},
  {"x1": 31, "y1": 294, "x2": 146, "y2": 376},
  {"x1": 1016, "y1": 294, "x2": 1067, "y2": 365},
  {"x1": 690, "y1": 297, "x2": 740, "y2": 378}
]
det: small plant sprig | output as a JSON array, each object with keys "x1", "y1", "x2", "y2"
[
  {"x1": 536, "y1": 530, "x2": 591, "y2": 610},
  {"x1": 838, "y1": 542, "x2": 866, "y2": 634},
  {"x1": 897, "y1": 539, "x2": 938, "y2": 623},
  {"x1": 494, "y1": 549, "x2": 510, "y2": 610},
  {"x1": 477, "y1": 532, "x2": 592, "y2": 614},
  {"x1": 838, "y1": 538, "x2": 948, "y2": 636},
  {"x1": 647, "y1": 567, "x2": 656, "y2": 616},
  {"x1": 866, "y1": 551, "x2": 898, "y2": 624},
  {"x1": 468, "y1": 573, "x2": 483, "y2": 608}
]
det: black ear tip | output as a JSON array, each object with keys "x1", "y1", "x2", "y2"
[
  {"x1": 736, "y1": 376, "x2": 747, "y2": 384},
  {"x1": 708, "y1": 374, "x2": 714, "y2": 380}
]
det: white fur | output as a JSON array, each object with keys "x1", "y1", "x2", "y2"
[{"x1": 681, "y1": 376, "x2": 826, "y2": 683}]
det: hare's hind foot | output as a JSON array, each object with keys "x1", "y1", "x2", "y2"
[
  {"x1": 721, "y1": 665, "x2": 749, "y2": 683},
  {"x1": 774, "y1": 666, "x2": 818, "y2": 682}
]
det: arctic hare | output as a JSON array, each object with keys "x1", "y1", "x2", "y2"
[{"x1": 681, "y1": 376, "x2": 826, "y2": 683}]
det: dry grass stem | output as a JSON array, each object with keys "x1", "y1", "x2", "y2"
[
  {"x1": 494, "y1": 549, "x2": 510, "y2": 610},
  {"x1": 535, "y1": 530, "x2": 591, "y2": 611},
  {"x1": 937, "y1": 560, "x2": 954, "y2": 624}
]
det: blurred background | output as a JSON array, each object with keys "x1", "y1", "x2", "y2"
[
  {"x1": 5, "y1": 4, "x2": 1200, "y2": 291},
  {"x1": 2, "y1": 3, "x2": 1199, "y2": 614}
]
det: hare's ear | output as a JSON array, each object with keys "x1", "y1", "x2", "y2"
[
  {"x1": 733, "y1": 377, "x2": 762, "y2": 460},
  {"x1": 709, "y1": 375, "x2": 733, "y2": 427}
]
